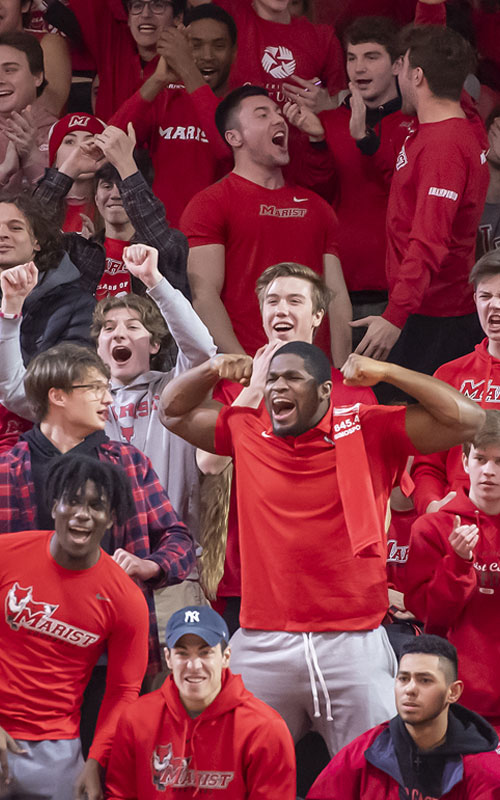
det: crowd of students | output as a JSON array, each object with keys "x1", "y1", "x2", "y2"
[{"x1": 0, "y1": 0, "x2": 499, "y2": 798}]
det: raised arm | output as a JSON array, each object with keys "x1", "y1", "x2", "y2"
[
  {"x1": 324, "y1": 253, "x2": 352, "y2": 368},
  {"x1": 39, "y1": 33, "x2": 72, "y2": 117},
  {"x1": 160, "y1": 354, "x2": 253, "y2": 453},
  {"x1": 0, "y1": 264, "x2": 38, "y2": 419},
  {"x1": 187, "y1": 244, "x2": 246, "y2": 355},
  {"x1": 342, "y1": 354, "x2": 485, "y2": 454}
]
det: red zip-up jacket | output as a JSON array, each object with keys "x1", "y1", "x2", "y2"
[
  {"x1": 405, "y1": 489, "x2": 500, "y2": 728},
  {"x1": 105, "y1": 669, "x2": 296, "y2": 799},
  {"x1": 307, "y1": 715, "x2": 500, "y2": 799},
  {"x1": 412, "y1": 339, "x2": 500, "y2": 515}
]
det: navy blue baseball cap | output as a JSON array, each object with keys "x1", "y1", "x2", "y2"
[{"x1": 166, "y1": 605, "x2": 230, "y2": 648}]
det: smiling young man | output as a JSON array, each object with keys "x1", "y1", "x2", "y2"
[
  {"x1": 0, "y1": 32, "x2": 57, "y2": 192},
  {"x1": 307, "y1": 635, "x2": 500, "y2": 799},
  {"x1": 105, "y1": 604, "x2": 296, "y2": 799},
  {"x1": 158, "y1": 342, "x2": 484, "y2": 755},
  {"x1": 68, "y1": 0, "x2": 186, "y2": 120},
  {"x1": 182, "y1": 84, "x2": 351, "y2": 367},
  {"x1": 0, "y1": 455, "x2": 149, "y2": 800},
  {"x1": 109, "y1": 3, "x2": 236, "y2": 227},
  {"x1": 406, "y1": 410, "x2": 500, "y2": 733}
]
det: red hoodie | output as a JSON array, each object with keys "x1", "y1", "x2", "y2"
[
  {"x1": 412, "y1": 339, "x2": 500, "y2": 515},
  {"x1": 405, "y1": 489, "x2": 500, "y2": 728},
  {"x1": 105, "y1": 669, "x2": 296, "y2": 799}
]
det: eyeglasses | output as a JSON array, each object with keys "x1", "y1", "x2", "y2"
[
  {"x1": 71, "y1": 382, "x2": 112, "y2": 399},
  {"x1": 128, "y1": 0, "x2": 173, "y2": 14}
]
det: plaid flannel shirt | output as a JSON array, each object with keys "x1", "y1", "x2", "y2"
[{"x1": 0, "y1": 440, "x2": 195, "y2": 674}]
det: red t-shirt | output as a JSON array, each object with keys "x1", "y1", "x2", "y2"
[
  {"x1": 214, "y1": 401, "x2": 412, "y2": 631},
  {"x1": 109, "y1": 85, "x2": 230, "y2": 228},
  {"x1": 62, "y1": 200, "x2": 96, "y2": 234},
  {"x1": 181, "y1": 172, "x2": 340, "y2": 356},
  {"x1": 96, "y1": 238, "x2": 131, "y2": 301},
  {"x1": 0, "y1": 530, "x2": 148, "y2": 765},
  {"x1": 214, "y1": 0, "x2": 345, "y2": 102},
  {"x1": 213, "y1": 373, "x2": 377, "y2": 599}
]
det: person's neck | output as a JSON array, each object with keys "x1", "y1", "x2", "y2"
[
  {"x1": 364, "y1": 81, "x2": 398, "y2": 109},
  {"x1": 67, "y1": 177, "x2": 94, "y2": 203},
  {"x1": 405, "y1": 711, "x2": 449, "y2": 751},
  {"x1": 252, "y1": 2, "x2": 290, "y2": 23},
  {"x1": 104, "y1": 219, "x2": 135, "y2": 241},
  {"x1": 486, "y1": 164, "x2": 500, "y2": 204},
  {"x1": 40, "y1": 418, "x2": 88, "y2": 454},
  {"x1": 468, "y1": 486, "x2": 500, "y2": 516},
  {"x1": 417, "y1": 95, "x2": 465, "y2": 124},
  {"x1": 137, "y1": 42, "x2": 158, "y2": 62},
  {"x1": 233, "y1": 159, "x2": 285, "y2": 189}
]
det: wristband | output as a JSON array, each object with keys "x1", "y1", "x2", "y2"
[{"x1": 0, "y1": 310, "x2": 21, "y2": 320}]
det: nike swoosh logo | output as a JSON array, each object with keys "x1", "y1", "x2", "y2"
[
  {"x1": 293, "y1": 197, "x2": 308, "y2": 203},
  {"x1": 261, "y1": 431, "x2": 273, "y2": 438},
  {"x1": 96, "y1": 593, "x2": 111, "y2": 602}
]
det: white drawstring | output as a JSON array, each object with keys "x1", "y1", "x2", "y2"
[
  {"x1": 302, "y1": 633, "x2": 321, "y2": 718},
  {"x1": 302, "y1": 633, "x2": 333, "y2": 721}
]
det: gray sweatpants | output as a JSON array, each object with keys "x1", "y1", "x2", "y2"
[
  {"x1": 229, "y1": 626, "x2": 397, "y2": 756},
  {"x1": 0, "y1": 738, "x2": 83, "y2": 800}
]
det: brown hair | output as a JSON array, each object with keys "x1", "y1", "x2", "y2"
[
  {"x1": 469, "y1": 249, "x2": 500, "y2": 289},
  {"x1": 24, "y1": 343, "x2": 110, "y2": 422},
  {"x1": 463, "y1": 410, "x2": 500, "y2": 456},
  {"x1": 255, "y1": 262, "x2": 332, "y2": 315},
  {"x1": 344, "y1": 16, "x2": 400, "y2": 63},
  {"x1": 91, "y1": 293, "x2": 172, "y2": 369},
  {"x1": 397, "y1": 24, "x2": 475, "y2": 101}
]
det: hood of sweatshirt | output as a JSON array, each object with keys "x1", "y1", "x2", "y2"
[
  {"x1": 23, "y1": 253, "x2": 82, "y2": 308},
  {"x1": 431, "y1": 486, "x2": 500, "y2": 529}
]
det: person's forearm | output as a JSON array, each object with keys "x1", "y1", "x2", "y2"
[
  {"x1": 160, "y1": 358, "x2": 220, "y2": 418},
  {"x1": 0, "y1": 318, "x2": 34, "y2": 420},
  {"x1": 140, "y1": 73, "x2": 168, "y2": 103},
  {"x1": 384, "y1": 363, "x2": 484, "y2": 435},
  {"x1": 329, "y1": 295, "x2": 352, "y2": 368},
  {"x1": 192, "y1": 293, "x2": 246, "y2": 354}
]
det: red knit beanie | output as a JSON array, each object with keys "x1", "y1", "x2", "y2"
[{"x1": 48, "y1": 113, "x2": 106, "y2": 165}]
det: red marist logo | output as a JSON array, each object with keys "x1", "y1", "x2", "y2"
[
  {"x1": 5, "y1": 583, "x2": 100, "y2": 647},
  {"x1": 152, "y1": 744, "x2": 234, "y2": 790}
]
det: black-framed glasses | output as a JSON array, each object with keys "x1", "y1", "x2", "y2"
[
  {"x1": 71, "y1": 382, "x2": 112, "y2": 399},
  {"x1": 128, "y1": 0, "x2": 173, "y2": 14}
]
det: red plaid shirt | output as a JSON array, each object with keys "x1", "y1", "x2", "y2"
[{"x1": 0, "y1": 440, "x2": 195, "y2": 675}]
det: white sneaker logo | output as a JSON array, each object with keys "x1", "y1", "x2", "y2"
[{"x1": 262, "y1": 46, "x2": 296, "y2": 79}]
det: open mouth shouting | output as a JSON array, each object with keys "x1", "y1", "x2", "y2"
[
  {"x1": 112, "y1": 345, "x2": 132, "y2": 365},
  {"x1": 271, "y1": 396, "x2": 296, "y2": 423},
  {"x1": 271, "y1": 129, "x2": 287, "y2": 149}
]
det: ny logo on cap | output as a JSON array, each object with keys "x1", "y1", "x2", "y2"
[{"x1": 185, "y1": 610, "x2": 200, "y2": 623}]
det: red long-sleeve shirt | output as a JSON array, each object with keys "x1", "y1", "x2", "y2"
[
  {"x1": 382, "y1": 115, "x2": 489, "y2": 329},
  {"x1": 0, "y1": 530, "x2": 148, "y2": 766}
]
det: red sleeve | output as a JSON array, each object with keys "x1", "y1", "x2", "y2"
[
  {"x1": 318, "y1": 199, "x2": 340, "y2": 258},
  {"x1": 103, "y1": 701, "x2": 139, "y2": 798},
  {"x1": 214, "y1": 404, "x2": 236, "y2": 457},
  {"x1": 88, "y1": 583, "x2": 148, "y2": 767},
  {"x1": 382, "y1": 141, "x2": 470, "y2": 329},
  {"x1": 108, "y1": 89, "x2": 157, "y2": 148},
  {"x1": 180, "y1": 185, "x2": 226, "y2": 247},
  {"x1": 188, "y1": 84, "x2": 233, "y2": 164},
  {"x1": 404, "y1": 514, "x2": 477, "y2": 631},
  {"x1": 411, "y1": 451, "x2": 449, "y2": 515},
  {"x1": 307, "y1": 732, "x2": 373, "y2": 799},
  {"x1": 245, "y1": 713, "x2": 296, "y2": 800}
]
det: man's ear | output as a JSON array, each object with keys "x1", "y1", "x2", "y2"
[
  {"x1": 51, "y1": 499, "x2": 58, "y2": 520},
  {"x1": 164, "y1": 647, "x2": 172, "y2": 671},
  {"x1": 225, "y1": 128, "x2": 242, "y2": 149},
  {"x1": 48, "y1": 386, "x2": 68, "y2": 409},
  {"x1": 34, "y1": 71, "x2": 44, "y2": 91},
  {"x1": 319, "y1": 380, "x2": 332, "y2": 403},
  {"x1": 149, "y1": 339, "x2": 161, "y2": 356},
  {"x1": 462, "y1": 451, "x2": 470, "y2": 476},
  {"x1": 222, "y1": 645, "x2": 231, "y2": 669},
  {"x1": 414, "y1": 65, "x2": 425, "y2": 89},
  {"x1": 448, "y1": 679, "x2": 464, "y2": 705}
]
